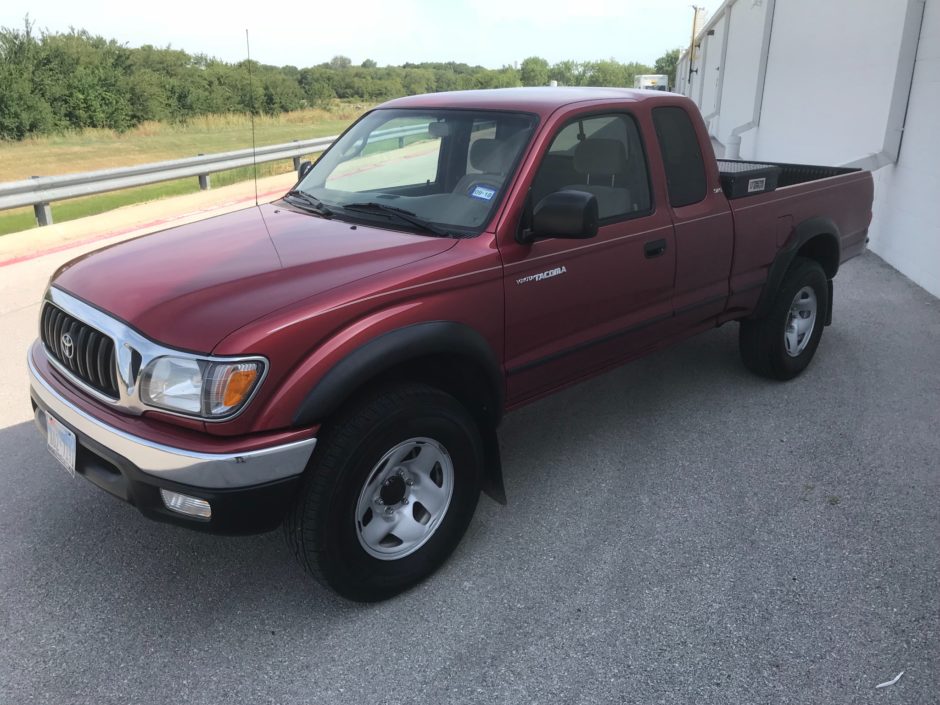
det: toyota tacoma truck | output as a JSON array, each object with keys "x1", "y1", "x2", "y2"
[{"x1": 28, "y1": 88, "x2": 874, "y2": 601}]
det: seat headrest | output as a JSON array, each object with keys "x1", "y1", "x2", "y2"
[
  {"x1": 469, "y1": 138, "x2": 506, "y2": 173},
  {"x1": 573, "y1": 139, "x2": 628, "y2": 175}
]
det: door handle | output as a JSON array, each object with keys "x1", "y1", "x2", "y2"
[{"x1": 644, "y1": 239, "x2": 667, "y2": 258}]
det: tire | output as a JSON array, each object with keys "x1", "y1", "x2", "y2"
[
  {"x1": 739, "y1": 257, "x2": 828, "y2": 380},
  {"x1": 284, "y1": 382, "x2": 483, "y2": 601}
]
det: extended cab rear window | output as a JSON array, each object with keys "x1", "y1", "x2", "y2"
[{"x1": 652, "y1": 106, "x2": 707, "y2": 208}]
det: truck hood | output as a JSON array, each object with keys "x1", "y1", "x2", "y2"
[{"x1": 52, "y1": 203, "x2": 456, "y2": 352}]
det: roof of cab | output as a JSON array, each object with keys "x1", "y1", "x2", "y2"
[{"x1": 378, "y1": 87, "x2": 681, "y2": 117}]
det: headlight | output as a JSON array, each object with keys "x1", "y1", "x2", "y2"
[{"x1": 140, "y1": 356, "x2": 265, "y2": 419}]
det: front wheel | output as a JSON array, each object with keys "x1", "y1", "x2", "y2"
[
  {"x1": 739, "y1": 257, "x2": 829, "y2": 380},
  {"x1": 284, "y1": 383, "x2": 483, "y2": 601}
]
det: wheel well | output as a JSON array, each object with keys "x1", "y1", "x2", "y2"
[
  {"x1": 796, "y1": 235, "x2": 839, "y2": 279},
  {"x1": 367, "y1": 354, "x2": 502, "y2": 429},
  {"x1": 338, "y1": 353, "x2": 507, "y2": 504}
]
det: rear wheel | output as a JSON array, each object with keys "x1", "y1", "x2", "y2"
[
  {"x1": 284, "y1": 382, "x2": 483, "y2": 601},
  {"x1": 739, "y1": 257, "x2": 828, "y2": 380}
]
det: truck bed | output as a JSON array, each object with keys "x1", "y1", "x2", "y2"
[
  {"x1": 718, "y1": 159, "x2": 861, "y2": 197},
  {"x1": 721, "y1": 165, "x2": 874, "y2": 317}
]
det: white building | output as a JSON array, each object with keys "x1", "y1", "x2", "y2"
[{"x1": 675, "y1": 0, "x2": 939, "y2": 297}]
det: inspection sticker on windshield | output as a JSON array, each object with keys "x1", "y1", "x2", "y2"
[{"x1": 469, "y1": 184, "x2": 497, "y2": 201}]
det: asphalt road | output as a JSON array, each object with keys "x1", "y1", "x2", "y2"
[{"x1": 1, "y1": 251, "x2": 937, "y2": 704}]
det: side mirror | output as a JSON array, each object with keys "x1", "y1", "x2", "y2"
[
  {"x1": 297, "y1": 160, "x2": 313, "y2": 180},
  {"x1": 519, "y1": 190, "x2": 599, "y2": 244}
]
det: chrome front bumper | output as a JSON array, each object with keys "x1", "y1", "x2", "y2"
[{"x1": 28, "y1": 351, "x2": 316, "y2": 489}]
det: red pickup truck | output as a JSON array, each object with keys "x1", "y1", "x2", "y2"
[{"x1": 29, "y1": 88, "x2": 873, "y2": 600}]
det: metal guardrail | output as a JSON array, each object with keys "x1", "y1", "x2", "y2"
[{"x1": 0, "y1": 124, "x2": 428, "y2": 226}]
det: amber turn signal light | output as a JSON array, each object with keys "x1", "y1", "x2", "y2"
[{"x1": 223, "y1": 368, "x2": 258, "y2": 407}]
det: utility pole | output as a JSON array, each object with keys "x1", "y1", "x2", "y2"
[{"x1": 688, "y1": 5, "x2": 705, "y2": 85}]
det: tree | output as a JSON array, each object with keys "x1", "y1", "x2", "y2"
[
  {"x1": 582, "y1": 59, "x2": 626, "y2": 87},
  {"x1": 519, "y1": 56, "x2": 549, "y2": 87},
  {"x1": 298, "y1": 67, "x2": 335, "y2": 106},
  {"x1": 260, "y1": 69, "x2": 304, "y2": 113},
  {"x1": 621, "y1": 61, "x2": 654, "y2": 88},
  {"x1": 654, "y1": 48, "x2": 681, "y2": 90},
  {"x1": 400, "y1": 68, "x2": 434, "y2": 95},
  {"x1": 0, "y1": 21, "x2": 695, "y2": 141},
  {"x1": 0, "y1": 19, "x2": 58, "y2": 139},
  {"x1": 549, "y1": 60, "x2": 577, "y2": 86}
]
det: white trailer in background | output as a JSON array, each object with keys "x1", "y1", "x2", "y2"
[{"x1": 633, "y1": 74, "x2": 669, "y2": 91}]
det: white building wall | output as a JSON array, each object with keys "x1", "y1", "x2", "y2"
[
  {"x1": 679, "y1": 43, "x2": 703, "y2": 98},
  {"x1": 752, "y1": 0, "x2": 905, "y2": 165},
  {"x1": 867, "y1": 0, "x2": 940, "y2": 295},
  {"x1": 712, "y1": 0, "x2": 768, "y2": 143},
  {"x1": 675, "y1": 54, "x2": 691, "y2": 96},
  {"x1": 698, "y1": 16, "x2": 725, "y2": 119},
  {"x1": 675, "y1": 0, "x2": 939, "y2": 297}
]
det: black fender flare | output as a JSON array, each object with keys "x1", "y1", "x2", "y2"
[
  {"x1": 292, "y1": 321, "x2": 503, "y2": 425},
  {"x1": 750, "y1": 216, "x2": 840, "y2": 321},
  {"x1": 291, "y1": 321, "x2": 507, "y2": 503}
]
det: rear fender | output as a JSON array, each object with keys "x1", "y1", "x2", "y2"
[{"x1": 750, "y1": 217, "x2": 840, "y2": 321}]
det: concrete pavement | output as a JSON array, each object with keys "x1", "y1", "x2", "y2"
[{"x1": 0, "y1": 249, "x2": 937, "y2": 704}]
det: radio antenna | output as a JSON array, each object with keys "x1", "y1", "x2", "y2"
[{"x1": 245, "y1": 29, "x2": 259, "y2": 206}]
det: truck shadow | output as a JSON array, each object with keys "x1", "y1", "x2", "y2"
[
  {"x1": 498, "y1": 321, "x2": 748, "y2": 475},
  {"x1": 0, "y1": 419, "x2": 353, "y2": 628}
]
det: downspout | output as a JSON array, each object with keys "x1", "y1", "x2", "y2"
[
  {"x1": 725, "y1": 0, "x2": 776, "y2": 159},
  {"x1": 843, "y1": 0, "x2": 926, "y2": 170}
]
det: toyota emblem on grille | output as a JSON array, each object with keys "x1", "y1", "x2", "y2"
[{"x1": 61, "y1": 333, "x2": 74, "y2": 359}]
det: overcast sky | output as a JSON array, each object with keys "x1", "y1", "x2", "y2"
[{"x1": 3, "y1": 0, "x2": 723, "y2": 69}]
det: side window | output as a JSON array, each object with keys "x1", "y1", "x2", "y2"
[
  {"x1": 652, "y1": 106, "x2": 707, "y2": 207},
  {"x1": 325, "y1": 116, "x2": 442, "y2": 191},
  {"x1": 531, "y1": 114, "x2": 651, "y2": 220}
]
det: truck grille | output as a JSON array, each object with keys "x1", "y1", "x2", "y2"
[{"x1": 40, "y1": 303, "x2": 120, "y2": 399}]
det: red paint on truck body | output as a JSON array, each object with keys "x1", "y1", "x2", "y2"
[{"x1": 41, "y1": 88, "x2": 874, "y2": 442}]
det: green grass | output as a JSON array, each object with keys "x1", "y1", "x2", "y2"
[{"x1": 0, "y1": 103, "x2": 367, "y2": 236}]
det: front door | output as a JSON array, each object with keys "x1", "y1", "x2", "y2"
[{"x1": 499, "y1": 111, "x2": 676, "y2": 405}]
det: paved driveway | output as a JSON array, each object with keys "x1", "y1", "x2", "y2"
[{"x1": 1, "y1": 251, "x2": 937, "y2": 704}]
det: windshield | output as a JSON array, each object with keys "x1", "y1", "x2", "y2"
[{"x1": 294, "y1": 108, "x2": 537, "y2": 236}]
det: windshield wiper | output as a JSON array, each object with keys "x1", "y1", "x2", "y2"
[
  {"x1": 284, "y1": 189, "x2": 334, "y2": 217},
  {"x1": 341, "y1": 202, "x2": 454, "y2": 237}
]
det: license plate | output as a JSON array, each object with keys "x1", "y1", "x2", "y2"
[{"x1": 46, "y1": 413, "x2": 77, "y2": 478}]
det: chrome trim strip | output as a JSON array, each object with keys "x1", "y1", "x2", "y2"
[
  {"x1": 29, "y1": 351, "x2": 315, "y2": 489},
  {"x1": 43, "y1": 287, "x2": 268, "y2": 423}
]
